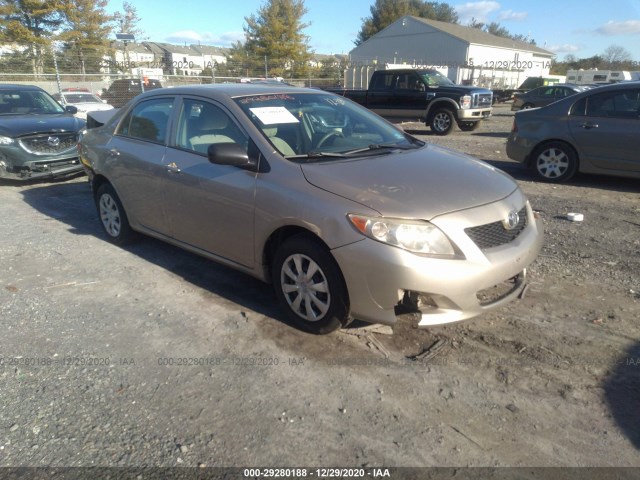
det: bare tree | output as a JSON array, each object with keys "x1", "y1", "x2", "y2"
[{"x1": 602, "y1": 44, "x2": 632, "y2": 68}]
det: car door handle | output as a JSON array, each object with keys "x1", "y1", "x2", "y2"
[
  {"x1": 580, "y1": 122, "x2": 599, "y2": 129},
  {"x1": 166, "y1": 162, "x2": 181, "y2": 174}
]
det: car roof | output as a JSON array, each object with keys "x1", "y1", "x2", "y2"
[
  {"x1": 134, "y1": 83, "x2": 323, "y2": 100},
  {"x1": 0, "y1": 84, "x2": 46, "y2": 91},
  {"x1": 529, "y1": 83, "x2": 582, "y2": 90}
]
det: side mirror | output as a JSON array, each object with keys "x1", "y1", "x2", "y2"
[
  {"x1": 65, "y1": 105, "x2": 78, "y2": 114},
  {"x1": 207, "y1": 143, "x2": 258, "y2": 171}
]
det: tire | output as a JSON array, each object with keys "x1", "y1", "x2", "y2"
[
  {"x1": 531, "y1": 141, "x2": 578, "y2": 183},
  {"x1": 429, "y1": 108, "x2": 455, "y2": 135},
  {"x1": 521, "y1": 103, "x2": 535, "y2": 110},
  {"x1": 272, "y1": 235, "x2": 350, "y2": 334},
  {"x1": 458, "y1": 121, "x2": 481, "y2": 132},
  {"x1": 95, "y1": 183, "x2": 137, "y2": 245}
]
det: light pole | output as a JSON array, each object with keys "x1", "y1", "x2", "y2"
[{"x1": 116, "y1": 32, "x2": 135, "y2": 75}]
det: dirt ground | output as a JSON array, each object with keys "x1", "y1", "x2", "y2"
[{"x1": 0, "y1": 103, "x2": 638, "y2": 471}]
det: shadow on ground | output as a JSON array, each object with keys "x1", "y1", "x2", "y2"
[
  {"x1": 603, "y1": 342, "x2": 640, "y2": 449},
  {"x1": 18, "y1": 179, "x2": 285, "y2": 326}
]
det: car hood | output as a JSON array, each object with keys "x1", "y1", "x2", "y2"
[
  {"x1": 0, "y1": 114, "x2": 85, "y2": 137},
  {"x1": 72, "y1": 103, "x2": 114, "y2": 112},
  {"x1": 434, "y1": 85, "x2": 492, "y2": 96},
  {"x1": 300, "y1": 145, "x2": 518, "y2": 219}
]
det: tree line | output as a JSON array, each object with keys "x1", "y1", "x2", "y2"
[
  {"x1": 551, "y1": 45, "x2": 636, "y2": 75},
  {"x1": 1, "y1": 0, "x2": 635, "y2": 80},
  {"x1": 0, "y1": 0, "x2": 142, "y2": 76}
]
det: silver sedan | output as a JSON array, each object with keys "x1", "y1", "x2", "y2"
[{"x1": 79, "y1": 84, "x2": 543, "y2": 334}]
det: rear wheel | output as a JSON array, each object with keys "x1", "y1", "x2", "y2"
[
  {"x1": 95, "y1": 183, "x2": 137, "y2": 244},
  {"x1": 531, "y1": 141, "x2": 578, "y2": 183},
  {"x1": 521, "y1": 103, "x2": 535, "y2": 110},
  {"x1": 429, "y1": 108, "x2": 455, "y2": 135},
  {"x1": 272, "y1": 235, "x2": 350, "y2": 334}
]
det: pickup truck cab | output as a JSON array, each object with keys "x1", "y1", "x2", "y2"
[{"x1": 326, "y1": 69, "x2": 493, "y2": 135}]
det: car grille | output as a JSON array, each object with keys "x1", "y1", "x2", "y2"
[
  {"x1": 472, "y1": 93, "x2": 493, "y2": 108},
  {"x1": 19, "y1": 133, "x2": 78, "y2": 155},
  {"x1": 465, "y1": 207, "x2": 527, "y2": 250}
]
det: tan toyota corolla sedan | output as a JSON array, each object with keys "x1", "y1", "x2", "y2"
[{"x1": 79, "y1": 84, "x2": 543, "y2": 334}]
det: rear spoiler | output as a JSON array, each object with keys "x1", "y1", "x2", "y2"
[{"x1": 86, "y1": 109, "x2": 119, "y2": 129}]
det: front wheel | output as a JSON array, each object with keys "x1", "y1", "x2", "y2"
[
  {"x1": 531, "y1": 141, "x2": 578, "y2": 183},
  {"x1": 95, "y1": 183, "x2": 137, "y2": 244},
  {"x1": 272, "y1": 235, "x2": 350, "y2": 334},
  {"x1": 458, "y1": 121, "x2": 481, "y2": 132},
  {"x1": 429, "y1": 108, "x2": 455, "y2": 135}
]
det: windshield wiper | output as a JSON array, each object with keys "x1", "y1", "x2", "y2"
[
  {"x1": 286, "y1": 141, "x2": 424, "y2": 161},
  {"x1": 343, "y1": 141, "x2": 423, "y2": 155},
  {"x1": 286, "y1": 151, "x2": 350, "y2": 161}
]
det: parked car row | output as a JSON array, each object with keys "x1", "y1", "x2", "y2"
[
  {"x1": 0, "y1": 79, "x2": 164, "y2": 180},
  {"x1": 2, "y1": 79, "x2": 637, "y2": 336}
]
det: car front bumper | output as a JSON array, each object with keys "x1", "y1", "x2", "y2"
[
  {"x1": 457, "y1": 108, "x2": 492, "y2": 120},
  {"x1": 0, "y1": 154, "x2": 84, "y2": 180},
  {"x1": 332, "y1": 191, "x2": 544, "y2": 327}
]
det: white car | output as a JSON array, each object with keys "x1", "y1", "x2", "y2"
[{"x1": 53, "y1": 92, "x2": 114, "y2": 119}]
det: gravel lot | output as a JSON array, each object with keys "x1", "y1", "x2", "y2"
[{"x1": 0, "y1": 103, "x2": 639, "y2": 471}]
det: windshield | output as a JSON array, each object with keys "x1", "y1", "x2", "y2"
[
  {"x1": 234, "y1": 92, "x2": 422, "y2": 160},
  {"x1": 63, "y1": 93, "x2": 102, "y2": 104},
  {"x1": 420, "y1": 71, "x2": 455, "y2": 87},
  {"x1": 0, "y1": 89, "x2": 66, "y2": 115}
]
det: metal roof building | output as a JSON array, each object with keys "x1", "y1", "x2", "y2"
[{"x1": 348, "y1": 16, "x2": 555, "y2": 88}]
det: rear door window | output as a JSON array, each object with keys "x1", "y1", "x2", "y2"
[
  {"x1": 585, "y1": 89, "x2": 640, "y2": 118},
  {"x1": 116, "y1": 97, "x2": 174, "y2": 144}
]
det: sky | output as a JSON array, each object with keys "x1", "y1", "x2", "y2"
[{"x1": 107, "y1": 0, "x2": 640, "y2": 61}]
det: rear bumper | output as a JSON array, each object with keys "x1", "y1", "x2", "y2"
[{"x1": 506, "y1": 134, "x2": 532, "y2": 165}]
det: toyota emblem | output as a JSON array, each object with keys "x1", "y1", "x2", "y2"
[{"x1": 47, "y1": 136, "x2": 61, "y2": 147}]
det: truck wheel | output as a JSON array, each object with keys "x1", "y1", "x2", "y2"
[
  {"x1": 272, "y1": 234, "x2": 351, "y2": 334},
  {"x1": 458, "y1": 121, "x2": 481, "y2": 132},
  {"x1": 430, "y1": 108, "x2": 455, "y2": 135}
]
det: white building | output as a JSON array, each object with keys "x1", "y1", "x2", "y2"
[{"x1": 348, "y1": 16, "x2": 555, "y2": 89}]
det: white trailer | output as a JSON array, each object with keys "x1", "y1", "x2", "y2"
[{"x1": 566, "y1": 70, "x2": 631, "y2": 85}]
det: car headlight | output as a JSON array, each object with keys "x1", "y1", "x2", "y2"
[
  {"x1": 348, "y1": 214, "x2": 456, "y2": 256},
  {"x1": 0, "y1": 135, "x2": 15, "y2": 145},
  {"x1": 460, "y1": 95, "x2": 471, "y2": 109}
]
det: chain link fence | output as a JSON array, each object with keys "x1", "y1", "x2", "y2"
[{"x1": 0, "y1": 48, "x2": 345, "y2": 108}]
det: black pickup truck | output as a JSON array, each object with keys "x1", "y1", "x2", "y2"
[{"x1": 325, "y1": 69, "x2": 493, "y2": 135}]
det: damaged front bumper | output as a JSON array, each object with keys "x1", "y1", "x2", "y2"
[{"x1": 0, "y1": 156, "x2": 84, "y2": 181}]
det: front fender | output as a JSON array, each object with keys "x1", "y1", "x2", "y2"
[{"x1": 424, "y1": 98, "x2": 460, "y2": 120}]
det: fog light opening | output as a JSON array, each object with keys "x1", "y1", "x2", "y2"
[{"x1": 399, "y1": 290, "x2": 439, "y2": 313}]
